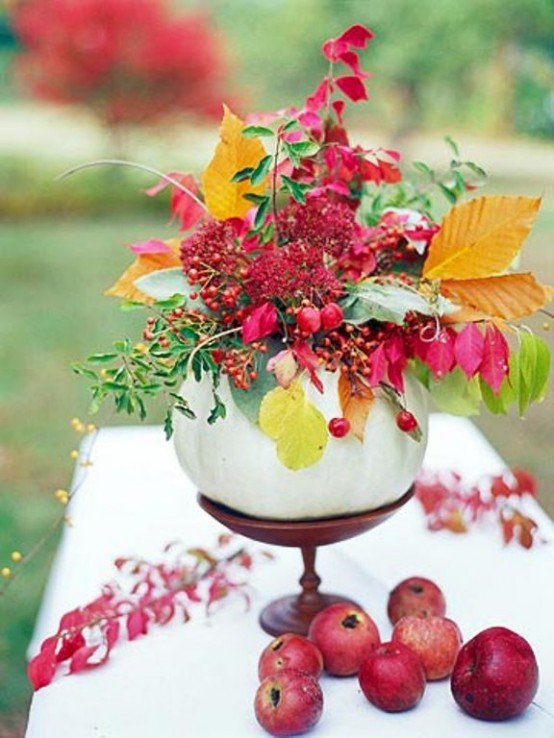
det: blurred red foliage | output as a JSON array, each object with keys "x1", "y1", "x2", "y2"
[{"x1": 10, "y1": 0, "x2": 234, "y2": 128}]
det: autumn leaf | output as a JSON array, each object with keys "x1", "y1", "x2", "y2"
[
  {"x1": 201, "y1": 105, "x2": 268, "y2": 220},
  {"x1": 337, "y1": 373, "x2": 374, "y2": 441},
  {"x1": 423, "y1": 195, "x2": 541, "y2": 280},
  {"x1": 259, "y1": 381, "x2": 328, "y2": 470},
  {"x1": 440, "y1": 273, "x2": 548, "y2": 320},
  {"x1": 105, "y1": 240, "x2": 182, "y2": 302}
]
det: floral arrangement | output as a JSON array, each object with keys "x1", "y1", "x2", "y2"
[{"x1": 74, "y1": 24, "x2": 551, "y2": 471}]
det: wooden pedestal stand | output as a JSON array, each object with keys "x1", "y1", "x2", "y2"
[{"x1": 198, "y1": 487, "x2": 413, "y2": 636}]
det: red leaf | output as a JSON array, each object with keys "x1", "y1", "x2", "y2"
[
  {"x1": 130, "y1": 239, "x2": 173, "y2": 255},
  {"x1": 305, "y1": 77, "x2": 332, "y2": 112},
  {"x1": 369, "y1": 343, "x2": 387, "y2": 386},
  {"x1": 291, "y1": 340, "x2": 323, "y2": 393},
  {"x1": 511, "y1": 467, "x2": 537, "y2": 497},
  {"x1": 59, "y1": 607, "x2": 86, "y2": 632},
  {"x1": 126, "y1": 609, "x2": 149, "y2": 641},
  {"x1": 69, "y1": 644, "x2": 108, "y2": 674},
  {"x1": 331, "y1": 100, "x2": 346, "y2": 122},
  {"x1": 454, "y1": 323, "x2": 485, "y2": 378},
  {"x1": 335, "y1": 75, "x2": 368, "y2": 102},
  {"x1": 104, "y1": 619, "x2": 120, "y2": 649},
  {"x1": 337, "y1": 50, "x2": 364, "y2": 76},
  {"x1": 28, "y1": 637, "x2": 58, "y2": 690},
  {"x1": 479, "y1": 324, "x2": 509, "y2": 393},
  {"x1": 425, "y1": 328, "x2": 455, "y2": 379},
  {"x1": 336, "y1": 24, "x2": 374, "y2": 49},
  {"x1": 241, "y1": 302, "x2": 278, "y2": 343},
  {"x1": 56, "y1": 631, "x2": 86, "y2": 663}
]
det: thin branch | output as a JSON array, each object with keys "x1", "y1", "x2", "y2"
[{"x1": 55, "y1": 159, "x2": 208, "y2": 212}]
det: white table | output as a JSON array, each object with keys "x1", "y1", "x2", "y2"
[{"x1": 26, "y1": 415, "x2": 554, "y2": 737}]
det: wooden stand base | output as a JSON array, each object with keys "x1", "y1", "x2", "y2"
[{"x1": 198, "y1": 488, "x2": 413, "y2": 635}]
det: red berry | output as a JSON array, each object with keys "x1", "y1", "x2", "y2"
[
  {"x1": 320, "y1": 302, "x2": 344, "y2": 330},
  {"x1": 396, "y1": 410, "x2": 418, "y2": 433},
  {"x1": 297, "y1": 307, "x2": 322, "y2": 334},
  {"x1": 328, "y1": 417, "x2": 350, "y2": 438}
]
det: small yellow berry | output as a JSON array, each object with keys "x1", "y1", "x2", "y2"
[
  {"x1": 135, "y1": 342, "x2": 148, "y2": 354},
  {"x1": 100, "y1": 368, "x2": 109, "y2": 378},
  {"x1": 86, "y1": 423, "x2": 96, "y2": 433},
  {"x1": 70, "y1": 449, "x2": 79, "y2": 460},
  {"x1": 543, "y1": 322, "x2": 550, "y2": 331},
  {"x1": 1, "y1": 567, "x2": 11, "y2": 578},
  {"x1": 10, "y1": 551, "x2": 22, "y2": 562},
  {"x1": 70, "y1": 417, "x2": 81, "y2": 428},
  {"x1": 55, "y1": 489, "x2": 69, "y2": 503}
]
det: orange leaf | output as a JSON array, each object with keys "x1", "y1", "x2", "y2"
[
  {"x1": 338, "y1": 374, "x2": 374, "y2": 441},
  {"x1": 201, "y1": 105, "x2": 268, "y2": 220},
  {"x1": 440, "y1": 273, "x2": 548, "y2": 320},
  {"x1": 105, "y1": 242, "x2": 181, "y2": 303},
  {"x1": 423, "y1": 195, "x2": 541, "y2": 280}
]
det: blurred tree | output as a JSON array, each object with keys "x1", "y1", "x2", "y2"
[
  {"x1": 9, "y1": 0, "x2": 236, "y2": 153},
  {"x1": 188, "y1": 0, "x2": 554, "y2": 140}
]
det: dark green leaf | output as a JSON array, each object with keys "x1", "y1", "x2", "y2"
[
  {"x1": 250, "y1": 155, "x2": 273, "y2": 186},
  {"x1": 230, "y1": 167, "x2": 254, "y2": 183},
  {"x1": 254, "y1": 198, "x2": 271, "y2": 230},
  {"x1": 242, "y1": 192, "x2": 268, "y2": 205},
  {"x1": 207, "y1": 391, "x2": 226, "y2": 424}
]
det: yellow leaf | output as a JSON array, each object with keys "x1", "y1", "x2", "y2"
[
  {"x1": 423, "y1": 195, "x2": 541, "y2": 280},
  {"x1": 259, "y1": 381, "x2": 328, "y2": 470},
  {"x1": 337, "y1": 374, "x2": 374, "y2": 441},
  {"x1": 440, "y1": 273, "x2": 549, "y2": 320},
  {"x1": 201, "y1": 105, "x2": 268, "y2": 220},
  {"x1": 105, "y1": 242, "x2": 181, "y2": 303}
]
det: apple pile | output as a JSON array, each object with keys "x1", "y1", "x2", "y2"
[{"x1": 253, "y1": 578, "x2": 539, "y2": 735}]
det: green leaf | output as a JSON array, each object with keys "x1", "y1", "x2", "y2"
[
  {"x1": 242, "y1": 192, "x2": 268, "y2": 205},
  {"x1": 153, "y1": 294, "x2": 185, "y2": 311},
  {"x1": 412, "y1": 161, "x2": 434, "y2": 177},
  {"x1": 228, "y1": 343, "x2": 279, "y2": 423},
  {"x1": 207, "y1": 391, "x2": 227, "y2": 424},
  {"x1": 518, "y1": 332, "x2": 551, "y2": 414},
  {"x1": 254, "y1": 198, "x2": 271, "y2": 230},
  {"x1": 429, "y1": 368, "x2": 482, "y2": 416},
  {"x1": 163, "y1": 409, "x2": 174, "y2": 439},
  {"x1": 71, "y1": 363, "x2": 98, "y2": 380},
  {"x1": 230, "y1": 166, "x2": 254, "y2": 183},
  {"x1": 480, "y1": 353, "x2": 518, "y2": 414},
  {"x1": 242, "y1": 125, "x2": 275, "y2": 138},
  {"x1": 134, "y1": 267, "x2": 193, "y2": 301},
  {"x1": 342, "y1": 281, "x2": 444, "y2": 326},
  {"x1": 86, "y1": 352, "x2": 119, "y2": 365},
  {"x1": 444, "y1": 135, "x2": 460, "y2": 157},
  {"x1": 281, "y1": 175, "x2": 308, "y2": 204},
  {"x1": 288, "y1": 140, "x2": 320, "y2": 157},
  {"x1": 119, "y1": 300, "x2": 146, "y2": 311},
  {"x1": 250, "y1": 155, "x2": 273, "y2": 186}
]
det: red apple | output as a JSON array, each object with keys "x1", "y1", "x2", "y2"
[
  {"x1": 308, "y1": 602, "x2": 380, "y2": 676},
  {"x1": 358, "y1": 641, "x2": 426, "y2": 712},
  {"x1": 387, "y1": 576, "x2": 446, "y2": 624},
  {"x1": 392, "y1": 615, "x2": 462, "y2": 680},
  {"x1": 254, "y1": 668, "x2": 323, "y2": 736},
  {"x1": 451, "y1": 626, "x2": 539, "y2": 721},
  {"x1": 258, "y1": 633, "x2": 324, "y2": 681}
]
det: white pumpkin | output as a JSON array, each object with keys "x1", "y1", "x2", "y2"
[{"x1": 172, "y1": 371, "x2": 429, "y2": 520}]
